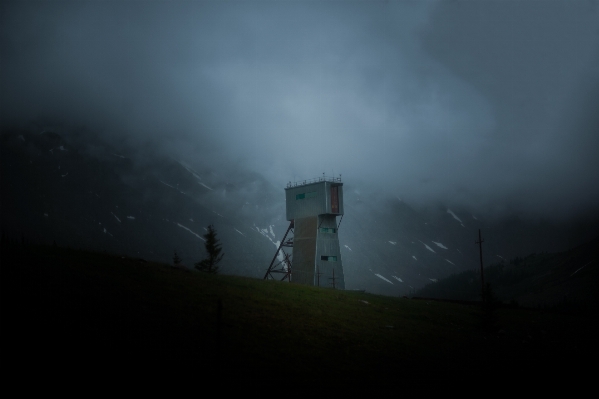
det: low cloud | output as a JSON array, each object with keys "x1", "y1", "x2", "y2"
[{"x1": 2, "y1": 0, "x2": 598, "y2": 220}]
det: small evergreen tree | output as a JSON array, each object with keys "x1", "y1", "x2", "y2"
[
  {"x1": 195, "y1": 224, "x2": 224, "y2": 274},
  {"x1": 173, "y1": 250, "x2": 182, "y2": 266}
]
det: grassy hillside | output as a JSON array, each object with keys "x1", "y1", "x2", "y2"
[{"x1": 2, "y1": 241, "x2": 597, "y2": 382}]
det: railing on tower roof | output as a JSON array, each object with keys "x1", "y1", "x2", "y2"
[{"x1": 286, "y1": 175, "x2": 342, "y2": 188}]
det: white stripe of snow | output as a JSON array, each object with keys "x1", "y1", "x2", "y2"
[
  {"x1": 254, "y1": 224, "x2": 284, "y2": 261},
  {"x1": 375, "y1": 274, "x2": 394, "y2": 284},
  {"x1": 269, "y1": 225, "x2": 275, "y2": 237},
  {"x1": 199, "y1": 182, "x2": 213, "y2": 190},
  {"x1": 392, "y1": 276, "x2": 403, "y2": 283},
  {"x1": 159, "y1": 180, "x2": 175, "y2": 189},
  {"x1": 61, "y1": 172, "x2": 68, "y2": 177},
  {"x1": 234, "y1": 228, "x2": 245, "y2": 236},
  {"x1": 127, "y1": 216, "x2": 135, "y2": 220},
  {"x1": 429, "y1": 278, "x2": 438, "y2": 282},
  {"x1": 570, "y1": 261, "x2": 593, "y2": 277},
  {"x1": 432, "y1": 241, "x2": 448, "y2": 249},
  {"x1": 179, "y1": 162, "x2": 203, "y2": 181},
  {"x1": 177, "y1": 223, "x2": 205, "y2": 241},
  {"x1": 496, "y1": 255, "x2": 504, "y2": 259},
  {"x1": 445, "y1": 259, "x2": 455, "y2": 265},
  {"x1": 447, "y1": 209, "x2": 462, "y2": 223},
  {"x1": 412, "y1": 256, "x2": 417, "y2": 260},
  {"x1": 111, "y1": 212, "x2": 121, "y2": 223},
  {"x1": 419, "y1": 240, "x2": 435, "y2": 253},
  {"x1": 388, "y1": 241, "x2": 397, "y2": 245},
  {"x1": 344, "y1": 245, "x2": 352, "y2": 251}
]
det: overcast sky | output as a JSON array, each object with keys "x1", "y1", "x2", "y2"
[{"x1": 2, "y1": 0, "x2": 598, "y2": 220}]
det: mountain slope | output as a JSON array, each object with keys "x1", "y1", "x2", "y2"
[
  {"x1": 2, "y1": 123, "x2": 598, "y2": 295},
  {"x1": 415, "y1": 236, "x2": 599, "y2": 309}
]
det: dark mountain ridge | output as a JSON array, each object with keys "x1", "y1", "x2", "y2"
[
  {"x1": 2, "y1": 123, "x2": 598, "y2": 296},
  {"x1": 415, "y1": 236, "x2": 599, "y2": 310}
]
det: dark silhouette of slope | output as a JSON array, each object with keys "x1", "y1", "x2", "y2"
[{"x1": 416, "y1": 236, "x2": 599, "y2": 310}]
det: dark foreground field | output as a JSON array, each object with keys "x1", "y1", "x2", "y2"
[{"x1": 2, "y1": 242, "x2": 597, "y2": 383}]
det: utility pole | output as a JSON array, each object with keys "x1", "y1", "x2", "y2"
[
  {"x1": 329, "y1": 268, "x2": 337, "y2": 289},
  {"x1": 475, "y1": 229, "x2": 485, "y2": 300},
  {"x1": 316, "y1": 266, "x2": 323, "y2": 287}
]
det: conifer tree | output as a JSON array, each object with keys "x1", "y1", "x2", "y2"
[
  {"x1": 195, "y1": 224, "x2": 224, "y2": 274},
  {"x1": 173, "y1": 250, "x2": 182, "y2": 266}
]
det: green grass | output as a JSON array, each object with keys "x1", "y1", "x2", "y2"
[{"x1": 2, "y1": 243, "x2": 597, "y2": 382}]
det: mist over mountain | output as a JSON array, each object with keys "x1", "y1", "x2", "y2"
[
  {"x1": 2, "y1": 124, "x2": 597, "y2": 297},
  {"x1": 2, "y1": 0, "x2": 599, "y2": 221},
  {"x1": 2, "y1": 1, "x2": 599, "y2": 296}
]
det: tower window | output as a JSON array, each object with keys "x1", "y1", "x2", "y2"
[
  {"x1": 320, "y1": 256, "x2": 337, "y2": 261},
  {"x1": 296, "y1": 191, "x2": 317, "y2": 200},
  {"x1": 319, "y1": 228, "x2": 337, "y2": 234}
]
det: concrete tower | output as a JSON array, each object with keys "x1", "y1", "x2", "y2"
[{"x1": 273, "y1": 176, "x2": 345, "y2": 288}]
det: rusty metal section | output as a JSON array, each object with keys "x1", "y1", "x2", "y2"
[{"x1": 330, "y1": 186, "x2": 339, "y2": 214}]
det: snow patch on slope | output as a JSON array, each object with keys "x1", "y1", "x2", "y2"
[
  {"x1": 160, "y1": 181, "x2": 185, "y2": 194},
  {"x1": 445, "y1": 259, "x2": 455, "y2": 265},
  {"x1": 419, "y1": 240, "x2": 435, "y2": 253},
  {"x1": 344, "y1": 245, "x2": 352, "y2": 251},
  {"x1": 388, "y1": 241, "x2": 397, "y2": 245},
  {"x1": 375, "y1": 274, "x2": 394, "y2": 284},
  {"x1": 447, "y1": 209, "x2": 465, "y2": 227},
  {"x1": 177, "y1": 223, "x2": 205, "y2": 241},
  {"x1": 255, "y1": 224, "x2": 284, "y2": 262},
  {"x1": 179, "y1": 161, "x2": 203, "y2": 181},
  {"x1": 111, "y1": 212, "x2": 121, "y2": 223},
  {"x1": 392, "y1": 276, "x2": 403, "y2": 283},
  {"x1": 432, "y1": 241, "x2": 448, "y2": 249}
]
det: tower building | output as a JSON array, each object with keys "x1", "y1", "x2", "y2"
[{"x1": 265, "y1": 176, "x2": 345, "y2": 289}]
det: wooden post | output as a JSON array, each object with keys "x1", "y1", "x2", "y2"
[{"x1": 475, "y1": 229, "x2": 485, "y2": 300}]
